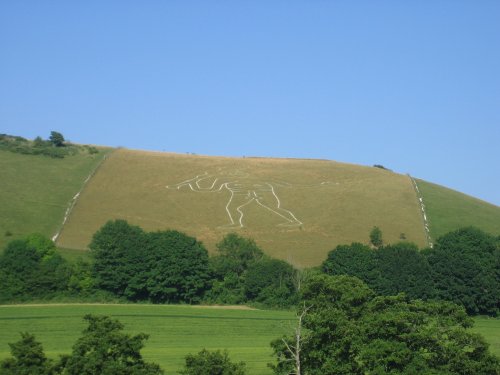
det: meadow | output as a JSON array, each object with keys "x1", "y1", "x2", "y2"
[
  {"x1": 0, "y1": 304, "x2": 294, "y2": 374},
  {"x1": 57, "y1": 149, "x2": 426, "y2": 267},
  {"x1": 0, "y1": 304, "x2": 498, "y2": 374},
  {"x1": 0, "y1": 148, "x2": 111, "y2": 250},
  {"x1": 416, "y1": 179, "x2": 500, "y2": 240}
]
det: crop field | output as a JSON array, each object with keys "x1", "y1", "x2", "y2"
[
  {"x1": 0, "y1": 304, "x2": 294, "y2": 374},
  {"x1": 0, "y1": 304, "x2": 498, "y2": 374},
  {"x1": 0, "y1": 149, "x2": 111, "y2": 250},
  {"x1": 416, "y1": 179, "x2": 500, "y2": 240},
  {"x1": 57, "y1": 149, "x2": 426, "y2": 267}
]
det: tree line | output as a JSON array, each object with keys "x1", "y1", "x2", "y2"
[
  {"x1": 0, "y1": 223, "x2": 499, "y2": 373},
  {"x1": 323, "y1": 226, "x2": 500, "y2": 316},
  {"x1": 0, "y1": 222, "x2": 499, "y2": 315}
]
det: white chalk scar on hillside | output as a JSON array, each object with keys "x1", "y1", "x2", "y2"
[{"x1": 166, "y1": 170, "x2": 338, "y2": 229}]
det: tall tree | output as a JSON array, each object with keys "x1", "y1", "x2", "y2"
[
  {"x1": 369, "y1": 226, "x2": 383, "y2": 248},
  {"x1": 49, "y1": 131, "x2": 65, "y2": 147},
  {"x1": 89, "y1": 220, "x2": 145, "y2": 297},
  {"x1": 424, "y1": 227, "x2": 500, "y2": 315},
  {"x1": 145, "y1": 230, "x2": 210, "y2": 303},
  {"x1": 60, "y1": 315, "x2": 163, "y2": 375},
  {"x1": 0, "y1": 333, "x2": 54, "y2": 375},
  {"x1": 271, "y1": 274, "x2": 499, "y2": 374}
]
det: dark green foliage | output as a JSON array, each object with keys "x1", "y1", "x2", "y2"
[
  {"x1": 0, "y1": 236, "x2": 71, "y2": 302},
  {"x1": 244, "y1": 257, "x2": 298, "y2": 308},
  {"x1": 369, "y1": 226, "x2": 383, "y2": 248},
  {"x1": 180, "y1": 349, "x2": 246, "y2": 375},
  {"x1": 206, "y1": 233, "x2": 298, "y2": 308},
  {"x1": 90, "y1": 220, "x2": 210, "y2": 303},
  {"x1": 322, "y1": 242, "x2": 435, "y2": 301},
  {"x1": 0, "y1": 133, "x2": 85, "y2": 158},
  {"x1": 271, "y1": 274, "x2": 500, "y2": 374},
  {"x1": 424, "y1": 227, "x2": 500, "y2": 315},
  {"x1": 145, "y1": 230, "x2": 210, "y2": 303},
  {"x1": 58, "y1": 315, "x2": 163, "y2": 375},
  {"x1": 211, "y1": 233, "x2": 264, "y2": 278},
  {"x1": 0, "y1": 333, "x2": 54, "y2": 375},
  {"x1": 375, "y1": 242, "x2": 435, "y2": 300},
  {"x1": 90, "y1": 220, "x2": 145, "y2": 297},
  {"x1": 322, "y1": 242, "x2": 379, "y2": 286},
  {"x1": 48, "y1": 131, "x2": 65, "y2": 147}
]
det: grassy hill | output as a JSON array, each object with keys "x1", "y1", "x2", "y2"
[
  {"x1": 416, "y1": 179, "x2": 500, "y2": 240},
  {"x1": 0, "y1": 304, "x2": 497, "y2": 374},
  {"x1": 2, "y1": 146, "x2": 499, "y2": 266},
  {"x1": 0, "y1": 148, "x2": 111, "y2": 250},
  {"x1": 56, "y1": 148, "x2": 427, "y2": 267}
]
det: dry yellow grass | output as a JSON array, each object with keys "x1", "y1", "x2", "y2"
[{"x1": 57, "y1": 149, "x2": 426, "y2": 267}]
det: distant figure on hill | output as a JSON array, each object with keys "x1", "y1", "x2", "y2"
[{"x1": 167, "y1": 170, "x2": 336, "y2": 228}]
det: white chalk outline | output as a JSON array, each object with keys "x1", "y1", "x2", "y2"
[
  {"x1": 52, "y1": 153, "x2": 109, "y2": 242},
  {"x1": 167, "y1": 171, "x2": 336, "y2": 228},
  {"x1": 409, "y1": 175, "x2": 433, "y2": 248}
]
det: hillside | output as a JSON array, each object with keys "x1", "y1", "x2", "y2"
[
  {"x1": 3, "y1": 146, "x2": 499, "y2": 267},
  {"x1": 415, "y1": 179, "x2": 500, "y2": 240},
  {"x1": 0, "y1": 148, "x2": 111, "y2": 250},
  {"x1": 57, "y1": 148, "x2": 426, "y2": 267}
]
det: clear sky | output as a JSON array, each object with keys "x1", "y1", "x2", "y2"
[{"x1": 1, "y1": 1, "x2": 499, "y2": 206}]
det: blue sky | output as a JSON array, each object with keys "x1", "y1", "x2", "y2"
[{"x1": 1, "y1": 1, "x2": 499, "y2": 206}]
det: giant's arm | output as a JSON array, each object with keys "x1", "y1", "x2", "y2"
[{"x1": 166, "y1": 173, "x2": 230, "y2": 192}]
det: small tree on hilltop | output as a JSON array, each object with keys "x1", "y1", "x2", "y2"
[
  {"x1": 369, "y1": 226, "x2": 383, "y2": 248},
  {"x1": 49, "y1": 131, "x2": 65, "y2": 147}
]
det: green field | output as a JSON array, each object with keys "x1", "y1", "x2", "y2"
[
  {"x1": 416, "y1": 179, "x2": 500, "y2": 240},
  {"x1": 0, "y1": 148, "x2": 111, "y2": 251},
  {"x1": 0, "y1": 304, "x2": 498, "y2": 374},
  {"x1": 57, "y1": 149, "x2": 427, "y2": 267},
  {"x1": 474, "y1": 317, "x2": 500, "y2": 357},
  {"x1": 0, "y1": 304, "x2": 294, "y2": 374}
]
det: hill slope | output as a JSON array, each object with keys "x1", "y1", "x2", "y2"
[
  {"x1": 57, "y1": 148, "x2": 426, "y2": 267},
  {"x1": 0, "y1": 148, "x2": 111, "y2": 250},
  {"x1": 416, "y1": 179, "x2": 500, "y2": 240}
]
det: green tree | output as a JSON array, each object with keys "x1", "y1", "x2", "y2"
[
  {"x1": 145, "y1": 230, "x2": 210, "y2": 303},
  {"x1": 244, "y1": 257, "x2": 298, "y2": 308},
  {"x1": 423, "y1": 227, "x2": 500, "y2": 315},
  {"x1": 0, "y1": 237, "x2": 70, "y2": 301},
  {"x1": 374, "y1": 242, "x2": 435, "y2": 300},
  {"x1": 180, "y1": 349, "x2": 246, "y2": 375},
  {"x1": 0, "y1": 332, "x2": 54, "y2": 375},
  {"x1": 206, "y1": 233, "x2": 264, "y2": 305},
  {"x1": 271, "y1": 274, "x2": 499, "y2": 374},
  {"x1": 369, "y1": 226, "x2": 383, "y2": 248},
  {"x1": 48, "y1": 131, "x2": 65, "y2": 147},
  {"x1": 322, "y1": 242, "x2": 379, "y2": 286},
  {"x1": 90, "y1": 220, "x2": 145, "y2": 297},
  {"x1": 60, "y1": 315, "x2": 163, "y2": 375}
]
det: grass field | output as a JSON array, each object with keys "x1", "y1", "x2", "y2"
[
  {"x1": 0, "y1": 304, "x2": 294, "y2": 374},
  {"x1": 473, "y1": 317, "x2": 500, "y2": 357},
  {"x1": 0, "y1": 304, "x2": 498, "y2": 374},
  {"x1": 57, "y1": 149, "x2": 426, "y2": 267},
  {"x1": 416, "y1": 179, "x2": 500, "y2": 240},
  {"x1": 0, "y1": 148, "x2": 111, "y2": 251}
]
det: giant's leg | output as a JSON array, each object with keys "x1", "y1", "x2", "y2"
[{"x1": 255, "y1": 185, "x2": 302, "y2": 227}]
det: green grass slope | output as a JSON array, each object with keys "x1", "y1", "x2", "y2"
[
  {"x1": 0, "y1": 304, "x2": 293, "y2": 374},
  {"x1": 416, "y1": 179, "x2": 500, "y2": 240},
  {"x1": 57, "y1": 149, "x2": 427, "y2": 267},
  {"x1": 0, "y1": 148, "x2": 111, "y2": 250}
]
